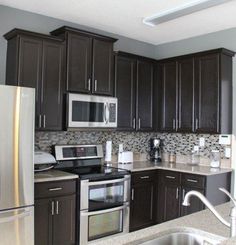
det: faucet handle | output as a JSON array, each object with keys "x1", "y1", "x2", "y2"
[{"x1": 219, "y1": 188, "x2": 236, "y2": 206}]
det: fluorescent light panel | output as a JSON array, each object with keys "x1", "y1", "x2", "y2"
[{"x1": 143, "y1": 0, "x2": 234, "y2": 26}]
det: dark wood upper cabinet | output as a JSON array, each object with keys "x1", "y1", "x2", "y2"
[
  {"x1": 136, "y1": 60, "x2": 154, "y2": 131},
  {"x1": 4, "y1": 29, "x2": 65, "y2": 131},
  {"x1": 41, "y1": 40, "x2": 64, "y2": 130},
  {"x1": 51, "y1": 26, "x2": 117, "y2": 96},
  {"x1": 66, "y1": 33, "x2": 92, "y2": 93},
  {"x1": 115, "y1": 52, "x2": 154, "y2": 131},
  {"x1": 177, "y1": 57, "x2": 194, "y2": 133},
  {"x1": 194, "y1": 52, "x2": 233, "y2": 134},
  {"x1": 115, "y1": 55, "x2": 136, "y2": 130},
  {"x1": 92, "y1": 39, "x2": 114, "y2": 95},
  {"x1": 156, "y1": 48, "x2": 234, "y2": 134},
  {"x1": 159, "y1": 61, "x2": 178, "y2": 132}
]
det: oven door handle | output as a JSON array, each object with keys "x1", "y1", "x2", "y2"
[
  {"x1": 81, "y1": 204, "x2": 128, "y2": 216},
  {"x1": 87, "y1": 176, "x2": 130, "y2": 186}
]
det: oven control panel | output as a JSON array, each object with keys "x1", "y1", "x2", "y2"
[{"x1": 54, "y1": 144, "x2": 103, "y2": 161}]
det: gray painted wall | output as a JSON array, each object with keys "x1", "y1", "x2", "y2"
[{"x1": 0, "y1": 5, "x2": 156, "y2": 84}]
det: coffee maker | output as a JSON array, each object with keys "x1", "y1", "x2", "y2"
[{"x1": 149, "y1": 138, "x2": 162, "y2": 162}]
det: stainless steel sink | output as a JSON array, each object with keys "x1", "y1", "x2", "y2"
[{"x1": 139, "y1": 229, "x2": 226, "y2": 245}]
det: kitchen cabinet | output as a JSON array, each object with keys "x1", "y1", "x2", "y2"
[
  {"x1": 4, "y1": 29, "x2": 65, "y2": 131},
  {"x1": 156, "y1": 48, "x2": 234, "y2": 134},
  {"x1": 35, "y1": 180, "x2": 77, "y2": 245},
  {"x1": 157, "y1": 171, "x2": 231, "y2": 223},
  {"x1": 115, "y1": 52, "x2": 154, "y2": 131},
  {"x1": 130, "y1": 171, "x2": 157, "y2": 231},
  {"x1": 51, "y1": 26, "x2": 116, "y2": 96}
]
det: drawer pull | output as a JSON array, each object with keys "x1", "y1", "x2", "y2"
[
  {"x1": 140, "y1": 176, "x2": 150, "y2": 179},
  {"x1": 48, "y1": 187, "x2": 63, "y2": 192},
  {"x1": 131, "y1": 188, "x2": 134, "y2": 201},
  {"x1": 187, "y1": 179, "x2": 198, "y2": 183},
  {"x1": 51, "y1": 201, "x2": 54, "y2": 216},
  {"x1": 166, "y1": 175, "x2": 175, "y2": 179}
]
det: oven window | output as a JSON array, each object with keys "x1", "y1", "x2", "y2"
[
  {"x1": 88, "y1": 210, "x2": 123, "y2": 241},
  {"x1": 72, "y1": 101, "x2": 104, "y2": 122},
  {"x1": 89, "y1": 182, "x2": 124, "y2": 211}
]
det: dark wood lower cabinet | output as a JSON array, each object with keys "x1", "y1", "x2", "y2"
[
  {"x1": 35, "y1": 180, "x2": 76, "y2": 245},
  {"x1": 129, "y1": 171, "x2": 156, "y2": 232}
]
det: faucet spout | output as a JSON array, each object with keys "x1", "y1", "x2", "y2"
[{"x1": 183, "y1": 190, "x2": 230, "y2": 228}]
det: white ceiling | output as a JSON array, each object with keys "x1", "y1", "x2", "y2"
[{"x1": 1, "y1": 0, "x2": 236, "y2": 45}]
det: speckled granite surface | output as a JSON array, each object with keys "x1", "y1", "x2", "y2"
[
  {"x1": 34, "y1": 170, "x2": 78, "y2": 183},
  {"x1": 114, "y1": 161, "x2": 232, "y2": 176},
  {"x1": 93, "y1": 203, "x2": 235, "y2": 245}
]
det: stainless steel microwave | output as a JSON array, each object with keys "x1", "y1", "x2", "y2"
[{"x1": 67, "y1": 93, "x2": 118, "y2": 129}]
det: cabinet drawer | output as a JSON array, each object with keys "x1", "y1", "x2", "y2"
[
  {"x1": 35, "y1": 180, "x2": 76, "y2": 199},
  {"x1": 181, "y1": 174, "x2": 205, "y2": 189},
  {"x1": 160, "y1": 170, "x2": 181, "y2": 185},
  {"x1": 132, "y1": 171, "x2": 156, "y2": 184}
]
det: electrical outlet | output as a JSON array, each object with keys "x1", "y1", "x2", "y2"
[{"x1": 199, "y1": 137, "x2": 205, "y2": 147}]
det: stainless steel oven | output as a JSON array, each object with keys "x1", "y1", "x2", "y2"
[
  {"x1": 67, "y1": 93, "x2": 118, "y2": 129},
  {"x1": 80, "y1": 175, "x2": 130, "y2": 244}
]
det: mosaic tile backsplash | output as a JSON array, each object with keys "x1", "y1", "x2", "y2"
[{"x1": 35, "y1": 131, "x2": 229, "y2": 159}]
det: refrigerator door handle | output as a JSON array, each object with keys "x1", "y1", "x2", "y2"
[{"x1": 0, "y1": 208, "x2": 31, "y2": 224}]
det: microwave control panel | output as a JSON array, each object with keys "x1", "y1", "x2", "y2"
[{"x1": 109, "y1": 103, "x2": 116, "y2": 122}]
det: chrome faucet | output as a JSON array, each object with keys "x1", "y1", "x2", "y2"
[{"x1": 182, "y1": 188, "x2": 236, "y2": 237}]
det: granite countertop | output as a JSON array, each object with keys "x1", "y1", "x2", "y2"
[
  {"x1": 113, "y1": 161, "x2": 232, "y2": 176},
  {"x1": 93, "y1": 202, "x2": 235, "y2": 245},
  {"x1": 34, "y1": 169, "x2": 78, "y2": 183}
]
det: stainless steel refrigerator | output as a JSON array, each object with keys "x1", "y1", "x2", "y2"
[{"x1": 0, "y1": 85, "x2": 35, "y2": 245}]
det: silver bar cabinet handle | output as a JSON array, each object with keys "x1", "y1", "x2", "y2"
[
  {"x1": 187, "y1": 179, "x2": 198, "y2": 183},
  {"x1": 196, "y1": 118, "x2": 199, "y2": 130},
  {"x1": 176, "y1": 119, "x2": 178, "y2": 130},
  {"x1": 131, "y1": 188, "x2": 134, "y2": 201},
  {"x1": 176, "y1": 188, "x2": 179, "y2": 200},
  {"x1": 166, "y1": 175, "x2": 175, "y2": 179},
  {"x1": 88, "y1": 78, "x2": 91, "y2": 91},
  {"x1": 56, "y1": 201, "x2": 59, "y2": 215},
  {"x1": 49, "y1": 187, "x2": 63, "y2": 192},
  {"x1": 38, "y1": 114, "x2": 42, "y2": 128},
  {"x1": 182, "y1": 189, "x2": 185, "y2": 201},
  {"x1": 51, "y1": 201, "x2": 54, "y2": 215},
  {"x1": 43, "y1": 115, "x2": 46, "y2": 128},
  {"x1": 140, "y1": 176, "x2": 150, "y2": 179},
  {"x1": 133, "y1": 118, "x2": 136, "y2": 129},
  {"x1": 94, "y1": 79, "x2": 97, "y2": 92},
  {"x1": 138, "y1": 118, "x2": 141, "y2": 129},
  {"x1": 173, "y1": 119, "x2": 176, "y2": 129}
]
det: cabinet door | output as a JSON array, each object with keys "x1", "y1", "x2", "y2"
[
  {"x1": 52, "y1": 195, "x2": 76, "y2": 245},
  {"x1": 92, "y1": 39, "x2": 114, "y2": 96},
  {"x1": 130, "y1": 182, "x2": 155, "y2": 231},
  {"x1": 136, "y1": 60, "x2": 154, "y2": 131},
  {"x1": 181, "y1": 187, "x2": 204, "y2": 216},
  {"x1": 157, "y1": 183, "x2": 180, "y2": 223},
  {"x1": 160, "y1": 61, "x2": 178, "y2": 132},
  {"x1": 18, "y1": 36, "x2": 42, "y2": 130},
  {"x1": 40, "y1": 40, "x2": 64, "y2": 130},
  {"x1": 67, "y1": 33, "x2": 92, "y2": 93},
  {"x1": 115, "y1": 55, "x2": 136, "y2": 130},
  {"x1": 195, "y1": 54, "x2": 220, "y2": 133},
  {"x1": 178, "y1": 58, "x2": 194, "y2": 132},
  {"x1": 35, "y1": 198, "x2": 53, "y2": 245}
]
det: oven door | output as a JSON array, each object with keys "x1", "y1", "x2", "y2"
[
  {"x1": 80, "y1": 175, "x2": 130, "y2": 211},
  {"x1": 80, "y1": 203, "x2": 129, "y2": 243}
]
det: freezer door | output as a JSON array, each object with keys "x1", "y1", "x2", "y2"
[
  {"x1": 0, "y1": 206, "x2": 34, "y2": 245},
  {"x1": 0, "y1": 85, "x2": 35, "y2": 210}
]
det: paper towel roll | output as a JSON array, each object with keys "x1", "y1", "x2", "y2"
[{"x1": 105, "y1": 141, "x2": 112, "y2": 162}]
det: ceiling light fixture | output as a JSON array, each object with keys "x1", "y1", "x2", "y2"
[{"x1": 143, "y1": 0, "x2": 234, "y2": 26}]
